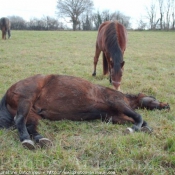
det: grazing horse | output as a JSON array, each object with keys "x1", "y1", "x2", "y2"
[
  {"x1": 0, "y1": 74, "x2": 169, "y2": 149},
  {"x1": 92, "y1": 21, "x2": 127, "y2": 91},
  {"x1": 0, "y1": 17, "x2": 11, "y2": 40}
]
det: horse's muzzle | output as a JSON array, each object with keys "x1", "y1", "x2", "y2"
[{"x1": 112, "y1": 80, "x2": 121, "y2": 90}]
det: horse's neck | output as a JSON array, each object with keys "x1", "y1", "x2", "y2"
[{"x1": 125, "y1": 94, "x2": 140, "y2": 109}]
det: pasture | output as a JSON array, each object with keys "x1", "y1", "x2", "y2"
[{"x1": 0, "y1": 30, "x2": 175, "y2": 174}]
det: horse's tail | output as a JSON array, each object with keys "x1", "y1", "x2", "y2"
[
  {"x1": 0, "y1": 94, "x2": 14, "y2": 128},
  {"x1": 103, "y1": 52, "x2": 108, "y2": 75}
]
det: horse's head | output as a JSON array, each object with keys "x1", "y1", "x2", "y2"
[
  {"x1": 111, "y1": 61, "x2": 125, "y2": 91},
  {"x1": 139, "y1": 94, "x2": 170, "y2": 110}
]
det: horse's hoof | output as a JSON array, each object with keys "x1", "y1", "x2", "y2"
[
  {"x1": 92, "y1": 73, "x2": 96, "y2": 76},
  {"x1": 39, "y1": 138, "x2": 53, "y2": 148},
  {"x1": 123, "y1": 127, "x2": 134, "y2": 135},
  {"x1": 141, "y1": 126, "x2": 153, "y2": 134},
  {"x1": 22, "y1": 140, "x2": 35, "y2": 150}
]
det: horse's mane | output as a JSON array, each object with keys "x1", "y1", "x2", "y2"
[
  {"x1": 105, "y1": 21, "x2": 123, "y2": 73},
  {"x1": 125, "y1": 93, "x2": 139, "y2": 99}
]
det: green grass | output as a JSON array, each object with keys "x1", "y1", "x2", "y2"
[{"x1": 0, "y1": 30, "x2": 175, "y2": 174}]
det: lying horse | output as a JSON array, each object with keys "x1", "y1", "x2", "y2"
[
  {"x1": 0, "y1": 74, "x2": 169, "y2": 149},
  {"x1": 92, "y1": 21, "x2": 127, "y2": 90},
  {"x1": 0, "y1": 17, "x2": 11, "y2": 40}
]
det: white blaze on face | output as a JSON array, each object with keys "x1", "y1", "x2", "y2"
[{"x1": 112, "y1": 80, "x2": 121, "y2": 90}]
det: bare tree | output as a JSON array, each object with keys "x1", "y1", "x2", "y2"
[
  {"x1": 80, "y1": 13, "x2": 93, "y2": 30},
  {"x1": 92, "y1": 11, "x2": 102, "y2": 30},
  {"x1": 42, "y1": 16, "x2": 64, "y2": 30},
  {"x1": 164, "y1": 0, "x2": 171, "y2": 29},
  {"x1": 158, "y1": 0, "x2": 164, "y2": 29},
  {"x1": 101, "y1": 10, "x2": 110, "y2": 21},
  {"x1": 111, "y1": 11, "x2": 131, "y2": 28},
  {"x1": 92, "y1": 10, "x2": 131, "y2": 29},
  {"x1": 171, "y1": 0, "x2": 175, "y2": 29},
  {"x1": 146, "y1": 0, "x2": 159, "y2": 29},
  {"x1": 144, "y1": 0, "x2": 175, "y2": 30},
  {"x1": 137, "y1": 18, "x2": 147, "y2": 30},
  {"x1": 56, "y1": 0, "x2": 94, "y2": 31}
]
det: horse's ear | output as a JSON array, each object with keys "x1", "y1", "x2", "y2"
[{"x1": 121, "y1": 61, "x2": 125, "y2": 68}]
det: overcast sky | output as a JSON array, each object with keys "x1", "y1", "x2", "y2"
[{"x1": 0, "y1": 0, "x2": 151, "y2": 28}]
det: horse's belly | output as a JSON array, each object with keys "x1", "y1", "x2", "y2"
[
  {"x1": 34, "y1": 95, "x2": 107, "y2": 121},
  {"x1": 35, "y1": 105, "x2": 105, "y2": 121}
]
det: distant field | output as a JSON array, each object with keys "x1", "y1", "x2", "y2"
[{"x1": 0, "y1": 30, "x2": 175, "y2": 174}]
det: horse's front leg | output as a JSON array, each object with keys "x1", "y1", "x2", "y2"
[
  {"x1": 110, "y1": 102, "x2": 143, "y2": 133},
  {"x1": 26, "y1": 115, "x2": 53, "y2": 148},
  {"x1": 124, "y1": 108, "x2": 143, "y2": 132},
  {"x1": 8, "y1": 29, "x2": 11, "y2": 39},
  {"x1": 15, "y1": 99, "x2": 35, "y2": 150},
  {"x1": 27, "y1": 124, "x2": 52, "y2": 148},
  {"x1": 92, "y1": 42, "x2": 101, "y2": 76},
  {"x1": 123, "y1": 107, "x2": 152, "y2": 134}
]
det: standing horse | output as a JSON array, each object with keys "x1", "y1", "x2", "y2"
[
  {"x1": 92, "y1": 21, "x2": 127, "y2": 91},
  {"x1": 0, "y1": 17, "x2": 11, "y2": 40},
  {"x1": 0, "y1": 74, "x2": 169, "y2": 149}
]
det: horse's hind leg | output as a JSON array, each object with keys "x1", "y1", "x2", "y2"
[
  {"x1": 14, "y1": 99, "x2": 35, "y2": 150},
  {"x1": 26, "y1": 113, "x2": 53, "y2": 148},
  {"x1": 92, "y1": 42, "x2": 101, "y2": 76},
  {"x1": 2, "y1": 31, "x2": 4, "y2": 40},
  {"x1": 5, "y1": 31, "x2": 7, "y2": 40},
  {"x1": 27, "y1": 124, "x2": 53, "y2": 148},
  {"x1": 140, "y1": 120, "x2": 152, "y2": 133}
]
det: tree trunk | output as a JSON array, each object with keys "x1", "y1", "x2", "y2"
[
  {"x1": 172, "y1": 13, "x2": 175, "y2": 29},
  {"x1": 73, "y1": 22, "x2": 76, "y2": 31},
  {"x1": 160, "y1": 13, "x2": 163, "y2": 30}
]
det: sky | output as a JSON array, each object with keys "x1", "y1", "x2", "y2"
[{"x1": 0, "y1": 0, "x2": 151, "y2": 28}]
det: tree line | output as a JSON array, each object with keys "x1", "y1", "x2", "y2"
[
  {"x1": 8, "y1": 10, "x2": 130, "y2": 31},
  {"x1": 9, "y1": 16, "x2": 65, "y2": 30},
  {"x1": 7, "y1": 0, "x2": 175, "y2": 31}
]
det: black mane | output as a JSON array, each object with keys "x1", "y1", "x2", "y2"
[{"x1": 105, "y1": 21, "x2": 123, "y2": 73}]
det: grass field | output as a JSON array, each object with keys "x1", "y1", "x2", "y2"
[{"x1": 0, "y1": 30, "x2": 175, "y2": 174}]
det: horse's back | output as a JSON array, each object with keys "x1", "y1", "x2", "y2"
[
  {"x1": 96, "y1": 21, "x2": 111, "y2": 50},
  {"x1": 115, "y1": 22, "x2": 127, "y2": 53}
]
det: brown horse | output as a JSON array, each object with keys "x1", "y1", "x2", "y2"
[
  {"x1": 0, "y1": 17, "x2": 11, "y2": 40},
  {"x1": 0, "y1": 74, "x2": 169, "y2": 149},
  {"x1": 92, "y1": 21, "x2": 127, "y2": 90}
]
